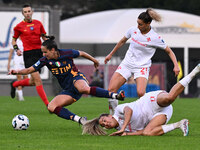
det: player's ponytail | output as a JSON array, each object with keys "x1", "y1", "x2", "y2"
[
  {"x1": 42, "y1": 34, "x2": 55, "y2": 41},
  {"x1": 146, "y1": 8, "x2": 161, "y2": 22},
  {"x1": 82, "y1": 117, "x2": 107, "y2": 135},
  {"x1": 42, "y1": 35, "x2": 58, "y2": 51},
  {"x1": 138, "y1": 8, "x2": 162, "y2": 23}
]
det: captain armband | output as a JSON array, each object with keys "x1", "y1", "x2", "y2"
[{"x1": 13, "y1": 44, "x2": 19, "y2": 51}]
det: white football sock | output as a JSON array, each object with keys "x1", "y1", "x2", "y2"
[
  {"x1": 74, "y1": 115, "x2": 81, "y2": 122},
  {"x1": 17, "y1": 89, "x2": 23, "y2": 98},
  {"x1": 162, "y1": 122, "x2": 180, "y2": 133},
  {"x1": 179, "y1": 76, "x2": 192, "y2": 87},
  {"x1": 179, "y1": 65, "x2": 199, "y2": 87},
  {"x1": 109, "y1": 99, "x2": 118, "y2": 115},
  {"x1": 112, "y1": 93, "x2": 117, "y2": 99}
]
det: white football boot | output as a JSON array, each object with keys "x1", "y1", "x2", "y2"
[{"x1": 179, "y1": 119, "x2": 189, "y2": 136}]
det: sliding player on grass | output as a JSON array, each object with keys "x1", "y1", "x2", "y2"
[
  {"x1": 82, "y1": 63, "x2": 200, "y2": 136},
  {"x1": 9, "y1": 36, "x2": 125, "y2": 125}
]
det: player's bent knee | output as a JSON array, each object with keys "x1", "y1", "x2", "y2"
[
  {"x1": 47, "y1": 104, "x2": 54, "y2": 112},
  {"x1": 137, "y1": 91, "x2": 145, "y2": 97},
  {"x1": 80, "y1": 87, "x2": 90, "y2": 94},
  {"x1": 165, "y1": 95, "x2": 175, "y2": 105}
]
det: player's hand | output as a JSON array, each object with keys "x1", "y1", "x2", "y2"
[
  {"x1": 7, "y1": 64, "x2": 10, "y2": 72},
  {"x1": 93, "y1": 60, "x2": 99, "y2": 68},
  {"x1": 174, "y1": 65, "x2": 180, "y2": 76},
  {"x1": 104, "y1": 54, "x2": 112, "y2": 64},
  {"x1": 16, "y1": 50, "x2": 22, "y2": 56},
  {"x1": 109, "y1": 129, "x2": 124, "y2": 136},
  {"x1": 121, "y1": 132, "x2": 127, "y2": 136},
  {"x1": 8, "y1": 70, "x2": 18, "y2": 75}
]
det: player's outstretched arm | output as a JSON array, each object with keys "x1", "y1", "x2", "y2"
[
  {"x1": 79, "y1": 51, "x2": 99, "y2": 68},
  {"x1": 110, "y1": 106, "x2": 132, "y2": 136},
  {"x1": 104, "y1": 36, "x2": 128, "y2": 64},
  {"x1": 122, "y1": 130, "x2": 144, "y2": 136},
  {"x1": 8, "y1": 66, "x2": 35, "y2": 75},
  {"x1": 164, "y1": 46, "x2": 180, "y2": 76}
]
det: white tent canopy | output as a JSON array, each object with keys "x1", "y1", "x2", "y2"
[
  {"x1": 60, "y1": 9, "x2": 200, "y2": 94},
  {"x1": 60, "y1": 8, "x2": 200, "y2": 47}
]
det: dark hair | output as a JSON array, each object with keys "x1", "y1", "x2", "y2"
[
  {"x1": 138, "y1": 8, "x2": 161, "y2": 23},
  {"x1": 42, "y1": 35, "x2": 58, "y2": 51},
  {"x1": 23, "y1": 4, "x2": 31, "y2": 8}
]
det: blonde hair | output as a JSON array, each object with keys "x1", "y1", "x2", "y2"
[
  {"x1": 82, "y1": 115, "x2": 108, "y2": 135},
  {"x1": 138, "y1": 8, "x2": 162, "y2": 23},
  {"x1": 147, "y1": 8, "x2": 162, "y2": 22}
]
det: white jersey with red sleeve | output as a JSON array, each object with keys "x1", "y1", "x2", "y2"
[{"x1": 121, "y1": 26, "x2": 167, "y2": 68}]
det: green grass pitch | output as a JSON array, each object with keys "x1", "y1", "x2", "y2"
[{"x1": 0, "y1": 96, "x2": 200, "y2": 150}]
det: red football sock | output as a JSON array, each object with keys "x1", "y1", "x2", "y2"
[
  {"x1": 36, "y1": 85, "x2": 49, "y2": 106},
  {"x1": 13, "y1": 78, "x2": 30, "y2": 87}
]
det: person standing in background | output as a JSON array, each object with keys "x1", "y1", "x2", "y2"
[
  {"x1": 104, "y1": 8, "x2": 180, "y2": 115},
  {"x1": 7, "y1": 39, "x2": 28, "y2": 101},
  {"x1": 10, "y1": 4, "x2": 49, "y2": 106}
]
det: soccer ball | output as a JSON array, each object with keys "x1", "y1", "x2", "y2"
[{"x1": 12, "y1": 114, "x2": 29, "y2": 130}]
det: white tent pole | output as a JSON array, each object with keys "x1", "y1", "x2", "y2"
[
  {"x1": 104, "y1": 64, "x2": 109, "y2": 90},
  {"x1": 184, "y1": 46, "x2": 189, "y2": 95}
]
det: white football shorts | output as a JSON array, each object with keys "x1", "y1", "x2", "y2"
[
  {"x1": 139, "y1": 90, "x2": 173, "y2": 124},
  {"x1": 13, "y1": 55, "x2": 25, "y2": 70},
  {"x1": 115, "y1": 63, "x2": 150, "y2": 80}
]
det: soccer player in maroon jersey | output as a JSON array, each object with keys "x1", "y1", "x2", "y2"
[{"x1": 11, "y1": 4, "x2": 49, "y2": 106}]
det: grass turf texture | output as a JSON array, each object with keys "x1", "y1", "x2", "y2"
[{"x1": 0, "y1": 96, "x2": 200, "y2": 150}]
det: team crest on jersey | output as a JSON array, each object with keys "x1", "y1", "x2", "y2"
[
  {"x1": 30, "y1": 26, "x2": 34, "y2": 30},
  {"x1": 49, "y1": 62, "x2": 53, "y2": 65},
  {"x1": 147, "y1": 37, "x2": 151, "y2": 42},
  {"x1": 55, "y1": 61, "x2": 61, "y2": 67}
]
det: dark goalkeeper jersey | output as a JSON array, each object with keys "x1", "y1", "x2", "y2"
[{"x1": 33, "y1": 49, "x2": 80, "y2": 90}]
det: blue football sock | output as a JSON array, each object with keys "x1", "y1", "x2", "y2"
[
  {"x1": 54, "y1": 106, "x2": 76, "y2": 120},
  {"x1": 90, "y1": 86, "x2": 113, "y2": 98}
]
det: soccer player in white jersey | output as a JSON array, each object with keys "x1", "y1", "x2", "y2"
[
  {"x1": 7, "y1": 39, "x2": 28, "y2": 101},
  {"x1": 82, "y1": 63, "x2": 200, "y2": 136},
  {"x1": 104, "y1": 8, "x2": 180, "y2": 115}
]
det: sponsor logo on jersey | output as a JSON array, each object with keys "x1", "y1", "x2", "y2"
[
  {"x1": 131, "y1": 38, "x2": 147, "y2": 47},
  {"x1": 51, "y1": 64, "x2": 71, "y2": 74}
]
